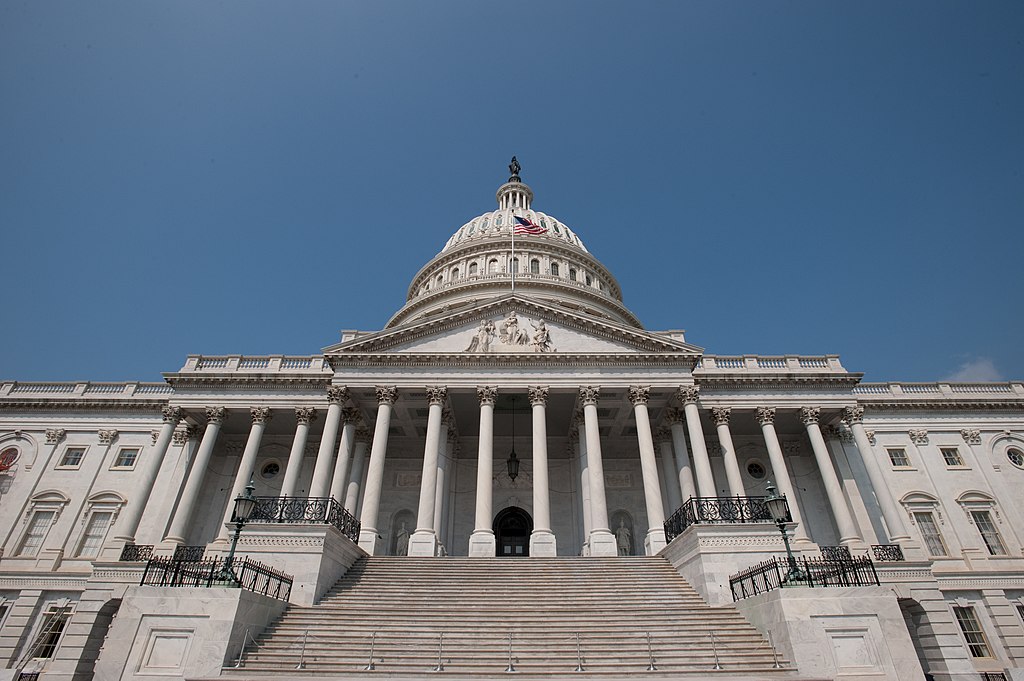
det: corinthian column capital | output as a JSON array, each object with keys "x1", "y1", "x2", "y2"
[
  {"x1": 327, "y1": 386, "x2": 350, "y2": 405},
  {"x1": 375, "y1": 386, "x2": 398, "y2": 405},
  {"x1": 711, "y1": 407, "x2": 731, "y2": 426},
  {"x1": 205, "y1": 406, "x2": 228, "y2": 423},
  {"x1": 676, "y1": 386, "x2": 700, "y2": 405},
  {"x1": 843, "y1": 405, "x2": 864, "y2": 424},
  {"x1": 755, "y1": 406, "x2": 776, "y2": 425},
  {"x1": 162, "y1": 406, "x2": 183, "y2": 424},
  {"x1": 528, "y1": 386, "x2": 549, "y2": 406},
  {"x1": 799, "y1": 407, "x2": 821, "y2": 425},
  {"x1": 426, "y1": 386, "x2": 448, "y2": 406},
  {"x1": 250, "y1": 406, "x2": 272, "y2": 424},
  {"x1": 579, "y1": 386, "x2": 600, "y2": 406},
  {"x1": 477, "y1": 386, "x2": 497, "y2": 406},
  {"x1": 663, "y1": 407, "x2": 683, "y2": 425},
  {"x1": 295, "y1": 407, "x2": 318, "y2": 424},
  {"x1": 628, "y1": 386, "x2": 650, "y2": 406}
]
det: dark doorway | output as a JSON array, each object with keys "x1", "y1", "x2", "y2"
[{"x1": 493, "y1": 506, "x2": 532, "y2": 557}]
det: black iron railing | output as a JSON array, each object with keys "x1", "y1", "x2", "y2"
[
  {"x1": 730, "y1": 556, "x2": 880, "y2": 601},
  {"x1": 981, "y1": 673, "x2": 1008, "y2": 681},
  {"x1": 141, "y1": 556, "x2": 292, "y2": 601},
  {"x1": 870, "y1": 544, "x2": 905, "y2": 562},
  {"x1": 172, "y1": 545, "x2": 206, "y2": 561},
  {"x1": 119, "y1": 543, "x2": 154, "y2": 562},
  {"x1": 664, "y1": 496, "x2": 784, "y2": 541},
  {"x1": 820, "y1": 545, "x2": 853, "y2": 562},
  {"x1": 248, "y1": 496, "x2": 360, "y2": 542}
]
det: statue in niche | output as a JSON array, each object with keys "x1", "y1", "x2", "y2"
[
  {"x1": 395, "y1": 522, "x2": 409, "y2": 556},
  {"x1": 500, "y1": 311, "x2": 530, "y2": 346},
  {"x1": 615, "y1": 518, "x2": 633, "y2": 556},
  {"x1": 465, "y1": 319, "x2": 496, "y2": 353}
]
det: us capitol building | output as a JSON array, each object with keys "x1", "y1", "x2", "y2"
[{"x1": 1, "y1": 162, "x2": 1023, "y2": 681}]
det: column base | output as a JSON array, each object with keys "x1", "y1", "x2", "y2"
[
  {"x1": 358, "y1": 529, "x2": 382, "y2": 555},
  {"x1": 588, "y1": 529, "x2": 618, "y2": 557},
  {"x1": 407, "y1": 530, "x2": 439, "y2": 557},
  {"x1": 644, "y1": 528, "x2": 667, "y2": 555},
  {"x1": 468, "y1": 530, "x2": 496, "y2": 557},
  {"x1": 529, "y1": 530, "x2": 557, "y2": 557}
]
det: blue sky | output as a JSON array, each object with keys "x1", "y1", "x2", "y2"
[{"x1": 1, "y1": 1, "x2": 1022, "y2": 383}]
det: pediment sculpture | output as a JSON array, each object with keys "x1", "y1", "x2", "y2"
[{"x1": 465, "y1": 311, "x2": 556, "y2": 353}]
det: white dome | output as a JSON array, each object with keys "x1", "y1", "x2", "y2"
[{"x1": 440, "y1": 207, "x2": 589, "y2": 256}]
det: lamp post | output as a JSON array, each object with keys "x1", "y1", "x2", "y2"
[
  {"x1": 506, "y1": 396, "x2": 520, "y2": 482},
  {"x1": 222, "y1": 479, "x2": 258, "y2": 585},
  {"x1": 764, "y1": 481, "x2": 806, "y2": 584}
]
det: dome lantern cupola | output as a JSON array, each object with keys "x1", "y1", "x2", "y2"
[{"x1": 496, "y1": 156, "x2": 533, "y2": 211}]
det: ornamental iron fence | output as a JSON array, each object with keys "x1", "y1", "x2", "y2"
[
  {"x1": 820, "y1": 545, "x2": 854, "y2": 562},
  {"x1": 248, "y1": 496, "x2": 360, "y2": 542},
  {"x1": 664, "y1": 496, "x2": 785, "y2": 542},
  {"x1": 172, "y1": 545, "x2": 206, "y2": 561},
  {"x1": 870, "y1": 544, "x2": 905, "y2": 562},
  {"x1": 141, "y1": 556, "x2": 292, "y2": 601},
  {"x1": 730, "y1": 556, "x2": 879, "y2": 601},
  {"x1": 119, "y1": 543, "x2": 154, "y2": 562}
]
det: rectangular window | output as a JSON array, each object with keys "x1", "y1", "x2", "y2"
[
  {"x1": 941, "y1": 447, "x2": 965, "y2": 466},
  {"x1": 75, "y1": 511, "x2": 112, "y2": 558},
  {"x1": 887, "y1": 448, "x2": 910, "y2": 467},
  {"x1": 953, "y1": 605, "x2": 992, "y2": 658},
  {"x1": 17, "y1": 511, "x2": 56, "y2": 557},
  {"x1": 112, "y1": 448, "x2": 140, "y2": 469},
  {"x1": 28, "y1": 606, "x2": 72, "y2": 659},
  {"x1": 58, "y1": 447, "x2": 85, "y2": 468},
  {"x1": 913, "y1": 512, "x2": 948, "y2": 557},
  {"x1": 970, "y1": 510, "x2": 1007, "y2": 556}
]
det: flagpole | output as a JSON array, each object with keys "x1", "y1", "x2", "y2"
[{"x1": 510, "y1": 207, "x2": 516, "y2": 293}]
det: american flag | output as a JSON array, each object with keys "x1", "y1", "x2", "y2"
[{"x1": 513, "y1": 215, "x2": 547, "y2": 235}]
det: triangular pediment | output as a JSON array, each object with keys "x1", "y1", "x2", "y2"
[{"x1": 324, "y1": 295, "x2": 702, "y2": 359}]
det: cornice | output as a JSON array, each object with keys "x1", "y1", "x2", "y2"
[
  {"x1": 0, "y1": 399, "x2": 168, "y2": 412},
  {"x1": 163, "y1": 375, "x2": 331, "y2": 391},
  {"x1": 697, "y1": 376, "x2": 863, "y2": 390},
  {"x1": 0, "y1": 574, "x2": 90, "y2": 590},
  {"x1": 862, "y1": 400, "x2": 1024, "y2": 412},
  {"x1": 330, "y1": 351, "x2": 699, "y2": 369}
]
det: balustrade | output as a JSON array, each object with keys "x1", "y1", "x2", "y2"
[{"x1": 664, "y1": 496, "x2": 781, "y2": 542}]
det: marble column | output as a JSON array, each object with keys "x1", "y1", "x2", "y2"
[
  {"x1": 358, "y1": 386, "x2": 398, "y2": 554},
  {"x1": 529, "y1": 386, "x2": 557, "y2": 556},
  {"x1": 801, "y1": 407, "x2": 861, "y2": 545},
  {"x1": 711, "y1": 407, "x2": 746, "y2": 497},
  {"x1": 280, "y1": 407, "x2": 317, "y2": 498},
  {"x1": 574, "y1": 421, "x2": 593, "y2": 555},
  {"x1": 343, "y1": 428, "x2": 371, "y2": 515},
  {"x1": 581, "y1": 386, "x2": 616, "y2": 556},
  {"x1": 433, "y1": 414, "x2": 453, "y2": 547},
  {"x1": 217, "y1": 407, "x2": 271, "y2": 542},
  {"x1": 310, "y1": 388, "x2": 348, "y2": 499},
  {"x1": 656, "y1": 428, "x2": 682, "y2": 514},
  {"x1": 410, "y1": 386, "x2": 447, "y2": 556},
  {"x1": 665, "y1": 409, "x2": 697, "y2": 502},
  {"x1": 755, "y1": 407, "x2": 809, "y2": 542},
  {"x1": 164, "y1": 407, "x2": 226, "y2": 544},
  {"x1": 678, "y1": 387, "x2": 716, "y2": 497},
  {"x1": 469, "y1": 386, "x2": 497, "y2": 556},
  {"x1": 328, "y1": 408, "x2": 360, "y2": 503},
  {"x1": 844, "y1": 406, "x2": 912, "y2": 542},
  {"x1": 629, "y1": 386, "x2": 667, "y2": 554},
  {"x1": 112, "y1": 406, "x2": 182, "y2": 544}
]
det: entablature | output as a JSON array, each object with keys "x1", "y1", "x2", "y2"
[{"x1": 854, "y1": 381, "x2": 1024, "y2": 411}]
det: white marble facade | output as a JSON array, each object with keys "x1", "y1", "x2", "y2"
[{"x1": 1, "y1": 169, "x2": 1023, "y2": 679}]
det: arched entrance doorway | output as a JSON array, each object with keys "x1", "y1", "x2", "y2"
[{"x1": 493, "y1": 506, "x2": 532, "y2": 557}]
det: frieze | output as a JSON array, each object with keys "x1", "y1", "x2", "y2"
[
  {"x1": 394, "y1": 471, "x2": 422, "y2": 489},
  {"x1": 908, "y1": 429, "x2": 929, "y2": 445},
  {"x1": 961, "y1": 429, "x2": 982, "y2": 445},
  {"x1": 45, "y1": 428, "x2": 66, "y2": 445},
  {"x1": 97, "y1": 429, "x2": 118, "y2": 445},
  {"x1": 605, "y1": 472, "x2": 633, "y2": 489}
]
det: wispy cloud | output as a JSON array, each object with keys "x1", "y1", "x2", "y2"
[{"x1": 945, "y1": 357, "x2": 1004, "y2": 383}]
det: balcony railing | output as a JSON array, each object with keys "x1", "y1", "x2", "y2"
[
  {"x1": 119, "y1": 543, "x2": 154, "y2": 562},
  {"x1": 870, "y1": 544, "x2": 905, "y2": 562},
  {"x1": 664, "y1": 496, "x2": 783, "y2": 542},
  {"x1": 141, "y1": 556, "x2": 292, "y2": 601},
  {"x1": 730, "y1": 556, "x2": 879, "y2": 601},
  {"x1": 249, "y1": 496, "x2": 360, "y2": 542}
]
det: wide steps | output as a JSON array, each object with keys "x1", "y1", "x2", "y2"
[{"x1": 228, "y1": 556, "x2": 792, "y2": 678}]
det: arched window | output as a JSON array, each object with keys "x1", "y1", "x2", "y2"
[
  {"x1": 550, "y1": 263, "x2": 560, "y2": 276},
  {"x1": 512, "y1": 258, "x2": 520, "y2": 273},
  {"x1": 569, "y1": 268, "x2": 577, "y2": 282},
  {"x1": 436, "y1": 274, "x2": 444, "y2": 286},
  {"x1": 530, "y1": 259, "x2": 540, "y2": 274},
  {"x1": 488, "y1": 259, "x2": 499, "y2": 273},
  {"x1": 585, "y1": 274, "x2": 593, "y2": 286},
  {"x1": 451, "y1": 268, "x2": 460, "y2": 279},
  {"x1": 469, "y1": 262, "x2": 479, "y2": 276}
]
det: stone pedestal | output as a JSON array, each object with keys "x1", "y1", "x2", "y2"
[
  {"x1": 468, "y1": 530, "x2": 495, "y2": 557},
  {"x1": 407, "y1": 530, "x2": 439, "y2": 557},
  {"x1": 644, "y1": 528, "x2": 667, "y2": 555},
  {"x1": 529, "y1": 530, "x2": 557, "y2": 557},
  {"x1": 357, "y1": 529, "x2": 381, "y2": 556},
  {"x1": 588, "y1": 529, "x2": 618, "y2": 557}
]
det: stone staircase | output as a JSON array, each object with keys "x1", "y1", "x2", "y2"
[{"x1": 224, "y1": 555, "x2": 799, "y2": 679}]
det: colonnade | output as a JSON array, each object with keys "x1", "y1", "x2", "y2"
[{"x1": 143, "y1": 385, "x2": 912, "y2": 558}]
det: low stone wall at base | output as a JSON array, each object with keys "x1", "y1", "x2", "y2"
[{"x1": 91, "y1": 586, "x2": 287, "y2": 681}]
